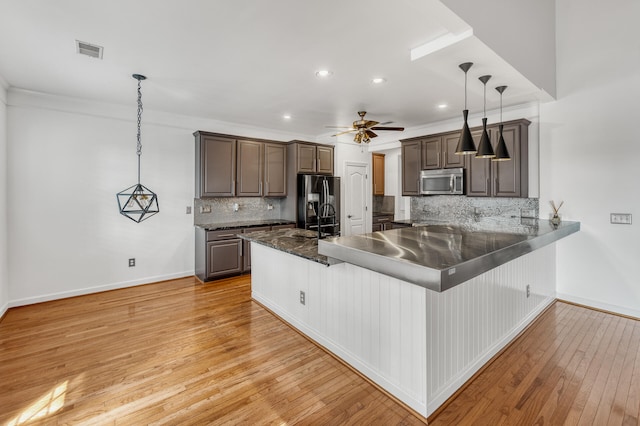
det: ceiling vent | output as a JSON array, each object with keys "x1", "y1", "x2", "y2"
[{"x1": 76, "y1": 40, "x2": 103, "y2": 59}]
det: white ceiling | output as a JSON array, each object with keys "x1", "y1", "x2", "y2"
[{"x1": 0, "y1": 0, "x2": 545, "y2": 141}]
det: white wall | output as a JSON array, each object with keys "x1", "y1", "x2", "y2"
[
  {"x1": 0, "y1": 78, "x2": 8, "y2": 317},
  {"x1": 441, "y1": 0, "x2": 556, "y2": 99},
  {"x1": 540, "y1": 0, "x2": 640, "y2": 318},
  {"x1": 6, "y1": 89, "x2": 304, "y2": 306}
]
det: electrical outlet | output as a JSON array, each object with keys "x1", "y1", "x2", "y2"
[
  {"x1": 521, "y1": 209, "x2": 536, "y2": 218},
  {"x1": 186, "y1": 206, "x2": 192, "y2": 214},
  {"x1": 129, "y1": 258, "x2": 135, "y2": 267},
  {"x1": 299, "y1": 290, "x2": 305, "y2": 305},
  {"x1": 526, "y1": 284, "x2": 530, "y2": 298},
  {"x1": 610, "y1": 213, "x2": 632, "y2": 224},
  {"x1": 200, "y1": 205, "x2": 212, "y2": 213}
]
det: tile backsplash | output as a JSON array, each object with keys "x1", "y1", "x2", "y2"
[
  {"x1": 194, "y1": 197, "x2": 283, "y2": 225},
  {"x1": 411, "y1": 196, "x2": 539, "y2": 223}
]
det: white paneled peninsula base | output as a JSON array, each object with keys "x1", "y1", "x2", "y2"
[{"x1": 246, "y1": 223, "x2": 578, "y2": 418}]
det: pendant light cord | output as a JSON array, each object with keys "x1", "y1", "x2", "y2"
[
  {"x1": 464, "y1": 71, "x2": 467, "y2": 109},
  {"x1": 483, "y1": 81, "x2": 486, "y2": 117},
  {"x1": 136, "y1": 78, "x2": 143, "y2": 185}
]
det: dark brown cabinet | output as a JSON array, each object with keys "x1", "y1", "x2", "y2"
[
  {"x1": 242, "y1": 226, "x2": 271, "y2": 271},
  {"x1": 372, "y1": 214, "x2": 394, "y2": 232},
  {"x1": 292, "y1": 142, "x2": 334, "y2": 175},
  {"x1": 264, "y1": 143, "x2": 287, "y2": 196},
  {"x1": 401, "y1": 141, "x2": 421, "y2": 196},
  {"x1": 195, "y1": 131, "x2": 287, "y2": 198},
  {"x1": 195, "y1": 132, "x2": 236, "y2": 197},
  {"x1": 401, "y1": 118, "x2": 530, "y2": 198},
  {"x1": 372, "y1": 153, "x2": 385, "y2": 195},
  {"x1": 465, "y1": 119, "x2": 530, "y2": 198},
  {"x1": 195, "y1": 223, "x2": 295, "y2": 282},
  {"x1": 237, "y1": 140, "x2": 263, "y2": 196},
  {"x1": 421, "y1": 132, "x2": 465, "y2": 170}
]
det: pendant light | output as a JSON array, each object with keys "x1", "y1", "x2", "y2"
[
  {"x1": 455, "y1": 62, "x2": 476, "y2": 155},
  {"x1": 116, "y1": 74, "x2": 160, "y2": 223},
  {"x1": 492, "y1": 85, "x2": 511, "y2": 161},
  {"x1": 475, "y1": 75, "x2": 495, "y2": 158}
]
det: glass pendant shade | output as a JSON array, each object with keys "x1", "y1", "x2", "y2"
[
  {"x1": 117, "y1": 74, "x2": 159, "y2": 223},
  {"x1": 493, "y1": 85, "x2": 511, "y2": 161},
  {"x1": 455, "y1": 62, "x2": 477, "y2": 155},
  {"x1": 475, "y1": 75, "x2": 495, "y2": 158}
]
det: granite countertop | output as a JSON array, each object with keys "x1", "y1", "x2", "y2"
[
  {"x1": 239, "y1": 228, "x2": 330, "y2": 265},
  {"x1": 318, "y1": 219, "x2": 580, "y2": 292},
  {"x1": 196, "y1": 219, "x2": 295, "y2": 231}
]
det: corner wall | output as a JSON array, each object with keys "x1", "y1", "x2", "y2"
[
  {"x1": 0, "y1": 79, "x2": 8, "y2": 318},
  {"x1": 540, "y1": 0, "x2": 640, "y2": 318}
]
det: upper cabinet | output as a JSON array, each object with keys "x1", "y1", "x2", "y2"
[
  {"x1": 195, "y1": 132, "x2": 237, "y2": 197},
  {"x1": 263, "y1": 143, "x2": 287, "y2": 197},
  {"x1": 372, "y1": 153, "x2": 385, "y2": 195},
  {"x1": 401, "y1": 141, "x2": 421, "y2": 196},
  {"x1": 400, "y1": 118, "x2": 530, "y2": 198},
  {"x1": 237, "y1": 140, "x2": 263, "y2": 197},
  {"x1": 292, "y1": 141, "x2": 334, "y2": 175},
  {"x1": 194, "y1": 131, "x2": 287, "y2": 198},
  {"x1": 420, "y1": 132, "x2": 465, "y2": 170}
]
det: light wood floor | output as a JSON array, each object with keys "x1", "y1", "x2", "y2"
[
  {"x1": 1, "y1": 276, "x2": 638, "y2": 425},
  {"x1": 0, "y1": 275, "x2": 424, "y2": 425}
]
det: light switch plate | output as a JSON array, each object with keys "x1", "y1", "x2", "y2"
[{"x1": 610, "y1": 213, "x2": 632, "y2": 224}]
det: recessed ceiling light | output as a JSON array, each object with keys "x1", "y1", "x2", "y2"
[
  {"x1": 283, "y1": 114, "x2": 292, "y2": 120},
  {"x1": 315, "y1": 70, "x2": 333, "y2": 78},
  {"x1": 438, "y1": 104, "x2": 448, "y2": 109},
  {"x1": 371, "y1": 77, "x2": 386, "y2": 84}
]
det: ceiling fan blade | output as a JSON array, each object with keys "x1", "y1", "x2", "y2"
[
  {"x1": 378, "y1": 121, "x2": 394, "y2": 125},
  {"x1": 325, "y1": 126, "x2": 352, "y2": 129},
  {"x1": 332, "y1": 129, "x2": 357, "y2": 137},
  {"x1": 364, "y1": 120, "x2": 380, "y2": 128},
  {"x1": 370, "y1": 126, "x2": 405, "y2": 131},
  {"x1": 365, "y1": 130, "x2": 378, "y2": 138}
]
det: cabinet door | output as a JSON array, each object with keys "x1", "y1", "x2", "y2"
[
  {"x1": 296, "y1": 144, "x2": 317, "y2": 173},
  {"x1": 372, "y1": 223, "x2": 383, "y2": 232},
  {"x1": 402, "y1": 141, "x2": 421, "y2": 196},
  {"x1": 492, "y1": 122, "x2": 528, "y2": 198},
  {"x1": 237, "y1": 140, "x2": 263, "y2": 196},
  {"x1": 264, "y1": 143, "x2": 287, "y2": 197},
  {"x1": 199, "y1": 135, "x2": 236, "y2": 197},
  {"x1": 442, "y1": 132, "x2": 465, "y2": 168},
  {"x1": 207, "y1": 239, "x2": 242, "y2": 279},
  {"x1": 242, "y1": 226, "x2": 271, "y2": 271},
  {"x1": 421, "y1": 137, "x2": 442, "y2": 170},
  {"x1": 316, "y1": 146, "x2": 334, "y2": 175},
  {"x1": 465, "y1": 129, "x2": 492, "y2": 197},
  {"x1": 372, "y1": 153, "x2": 385, "y2": 195}
]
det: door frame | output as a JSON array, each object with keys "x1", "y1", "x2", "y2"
[{"x1": 343, "y1": 161, "x2": 370, "y2": 236}]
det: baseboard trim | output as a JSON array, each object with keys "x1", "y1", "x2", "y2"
[
  {"x1": 8, "y1": 271, "x2": 195, "y2": 309},
  {"x1": 556, "y1": 293, "x2": 640, "y2": 320}
]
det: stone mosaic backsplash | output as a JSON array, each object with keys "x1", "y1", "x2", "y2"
[
  {"x1": 411, "y1": 196, "x2": 539, "y2": 227},
  {"x1": 194, "y1": 197, "x2": 283, "y2": 225}
]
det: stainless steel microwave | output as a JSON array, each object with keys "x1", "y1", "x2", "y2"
[{"x1": 420, "y1": 168, "x2": 464, "y2": 195}]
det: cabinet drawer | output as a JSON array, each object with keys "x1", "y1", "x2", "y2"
[{"x1": 206, "y1": 229, "x2": 241, "y2": 241}]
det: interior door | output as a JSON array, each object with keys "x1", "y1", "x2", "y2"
[{"x1": 344, "y1": 163, "x2": 367, "y2": 236}]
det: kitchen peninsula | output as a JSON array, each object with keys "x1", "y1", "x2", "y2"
[{"x1": 243, "y1": 221, "x2": 580, "y2": 418}]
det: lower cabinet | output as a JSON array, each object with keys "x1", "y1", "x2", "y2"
[
  {"x1": 372, "y1": 215, "x2": 394, "y2": 232},
  {"x1": 195, "y1": 223, "x2": 295, "y2": 282}
]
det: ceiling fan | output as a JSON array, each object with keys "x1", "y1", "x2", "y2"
[{"x1": 330, "y1": 111, "x2": 404, "y2": 144}]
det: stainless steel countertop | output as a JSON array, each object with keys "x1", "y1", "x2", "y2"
[{"x1": 318, "y1": 220, "x2": 580, "y2": 292}]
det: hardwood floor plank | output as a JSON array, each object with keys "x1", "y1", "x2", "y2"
[{"x1": 2, "y1": 275, "x2": 639, "y2": 425}]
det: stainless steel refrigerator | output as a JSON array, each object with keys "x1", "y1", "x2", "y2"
[{"x1": 297, "y1": 175, "x2": 340, "y2": 238}]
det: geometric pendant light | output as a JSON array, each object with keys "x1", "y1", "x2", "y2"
[
  {"x1": 492, "y1": 85, "x2": 511, "y2": 161},
  {"x1": 455, "y1": 62, "x2": 477, "y2": 155},
  {"x1": 117, "y1": 74, "x2": 160, "y2": 222},
  {"x1": 475, "y1": 74, "x2": 496, "y2": 158}
]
